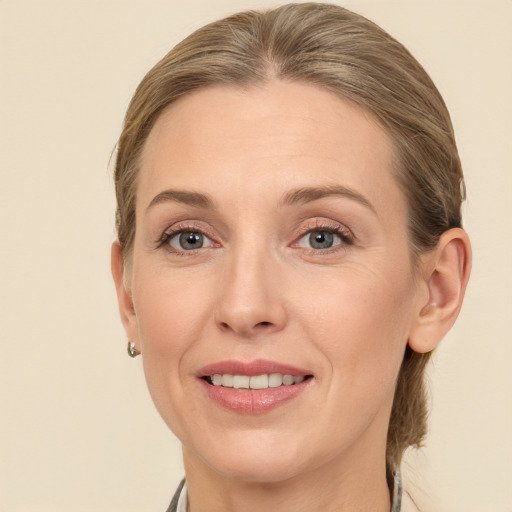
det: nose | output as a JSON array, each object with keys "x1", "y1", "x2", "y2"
[{"x1": 214, "y1": 246, "x2": 287, "y2": 338}]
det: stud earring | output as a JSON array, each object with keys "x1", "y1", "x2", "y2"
[{"x1": 127, "y1": 341, "x2": 140, "y2": 358}]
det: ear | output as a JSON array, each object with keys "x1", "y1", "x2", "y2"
[
  {"x1": 408, "y1": 228, "x2": 472, "y2": 353},
  {"x1": 111, "y1": 241, "x2": 139, "y2": 349}
]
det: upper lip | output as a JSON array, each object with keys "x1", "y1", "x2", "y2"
[{"x1": 197, "y1": 359, "x2": 312, "y2": 378}]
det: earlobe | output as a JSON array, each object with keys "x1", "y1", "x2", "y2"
[
  {"x1": 408, "y1": 228, "x2": 472, "y2": 353},
  {"x1": 111, "y1": 241, "x2": 139, "y2": 345}
]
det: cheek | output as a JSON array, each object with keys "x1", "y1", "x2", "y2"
[
  {"x1": 131, "y1": 268, "x2": 213, "y2": 430},
  {"x1": 296, "y1": 262, "x2": 416, "y2": 390},
  {"x1": 133, "y1": 266, "x2": 211, "y2": 351}
]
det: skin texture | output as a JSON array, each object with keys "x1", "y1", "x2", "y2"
[{"x1": 112, "y1": 80, "x2": 471, "y2": 512}]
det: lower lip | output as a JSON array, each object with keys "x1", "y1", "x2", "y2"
[{"x1": 200, "y1": 378, "x2": 311, "y2": 414}]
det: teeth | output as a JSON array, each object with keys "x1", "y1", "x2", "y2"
[
  {"x1": 221, "y1": 374, "x2": 233, "y2": 387},
  {"x1": 268, "y1": 373, "x2": 282, "y2": 387},
  {"x1": 250, "y1": 374, "x2": 268, "y2": 389},
  {"x1": 209, "y1": 373, "x2": 306, "y2": 389},
  {"x1": 233, "y1": 375, "x2": 250, "y2": 389},
  {"x1": 282, "y1": 374, "x2": 294, "y2": 386}
]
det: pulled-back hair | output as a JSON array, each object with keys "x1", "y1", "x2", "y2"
[{"x1": 114, "y1": 2, "x2": 464, "y2": 475}]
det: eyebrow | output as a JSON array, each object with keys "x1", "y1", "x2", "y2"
[
  {"x1": 145, "y1": 185, "x2": 376, "y2": 215},
  {"x1": 281, "y1": 185, "x2": 376, "y2": 214},
  {"x1": 146, "y1": 189, "x2": 214, "y2": 213}
]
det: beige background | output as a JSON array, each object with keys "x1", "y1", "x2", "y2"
[{"x1": 1, "y1": 1, "x2": 511, "y2": 511}]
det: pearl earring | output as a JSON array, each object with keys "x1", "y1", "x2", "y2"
[{"x1": 127, "y1": 341, "x2": 140, "y2": 358}]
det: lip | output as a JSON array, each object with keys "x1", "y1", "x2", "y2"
[
  {"x1": 197, "y1": 358, "x2": 311, "y2": 378},
  {"x1": 197, "y1": 359, "x2": 313, "y2": 414}
]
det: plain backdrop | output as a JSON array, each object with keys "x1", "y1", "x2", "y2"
[{"x1": 1, "y1": 1, "x2": 511, "y2": 511}]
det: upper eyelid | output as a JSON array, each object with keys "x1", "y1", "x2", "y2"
[
  {"x1": 295, "y1": 219, "x2": 354, "y2": 239},
  {"x1": 161, "y1": 221, "x2": 215, "y2": 236},
  {"x1": 157, "y1": 221, "x2": 218, "y2": 247}
]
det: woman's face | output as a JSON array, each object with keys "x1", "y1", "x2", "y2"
[{"x1": 125, "y1": 80, "x2": 426, "y2": 482}]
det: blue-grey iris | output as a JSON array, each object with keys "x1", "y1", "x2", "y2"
[
  {"x1": 180, "y1": 232, "x2": 204, "y2": 250},
  {"x1": 309, "y1": 231, "x2": 334, "y2": 249}
]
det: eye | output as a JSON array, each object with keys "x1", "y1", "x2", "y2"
[
  {"x1": 168, "y1": 231, "x2": 214, "y2": 251},
  {"x1": 297, "y1": 229, "x2": 344, "y2": 250},
  {"x1": 291, "y1": 219, "x2": 353, "y2": 254}
]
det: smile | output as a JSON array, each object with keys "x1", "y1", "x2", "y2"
[{"x1": 198, "y1": 359, "x2": 314, "y2": 413}]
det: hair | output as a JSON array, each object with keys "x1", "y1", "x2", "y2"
[{"x1": 114, "y1": 2, "x2": 464, "y2": 476}]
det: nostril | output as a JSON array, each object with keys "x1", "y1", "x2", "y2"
[{"x1": 219, "y1": 320, "x2": 276, "y2": 336}]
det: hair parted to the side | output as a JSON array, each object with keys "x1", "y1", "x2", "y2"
[{"x1": 114, "y1": 2, "x2": 465, "y2": 475}]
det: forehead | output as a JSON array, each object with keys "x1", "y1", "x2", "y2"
[{"x1": 138, "y1": 80, "x2": 404, "y2": 218}]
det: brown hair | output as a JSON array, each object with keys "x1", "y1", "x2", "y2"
[{"x1": 114, "y1": 2, "x2": 464, "y2": 474}]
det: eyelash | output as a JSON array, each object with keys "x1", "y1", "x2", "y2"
[{"x1": 157, "y1": 220, "x2": 354, "y2": 256}]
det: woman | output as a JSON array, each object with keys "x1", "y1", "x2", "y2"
[{"x1": 111, "y1": 3, "x2": 471, "y2": 511}]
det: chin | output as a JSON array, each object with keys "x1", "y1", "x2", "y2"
[
  {"x1": 185, "y1": 429, "x2": 315, "y2": 484},
  {"x1": 209, "y1": 452, "x2": 307, "y2": 484}
]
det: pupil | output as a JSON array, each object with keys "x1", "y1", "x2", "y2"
[
  {"x1": 180, "y1": 232, "x2": 203, "y2": 250},
  {"x1": 310, "y1": 231, "x2": 333, "y2": 249}
]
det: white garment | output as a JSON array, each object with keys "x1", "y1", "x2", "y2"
[{"x1": 176, "y1": 481, "x2": 187, "y2": 512}]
